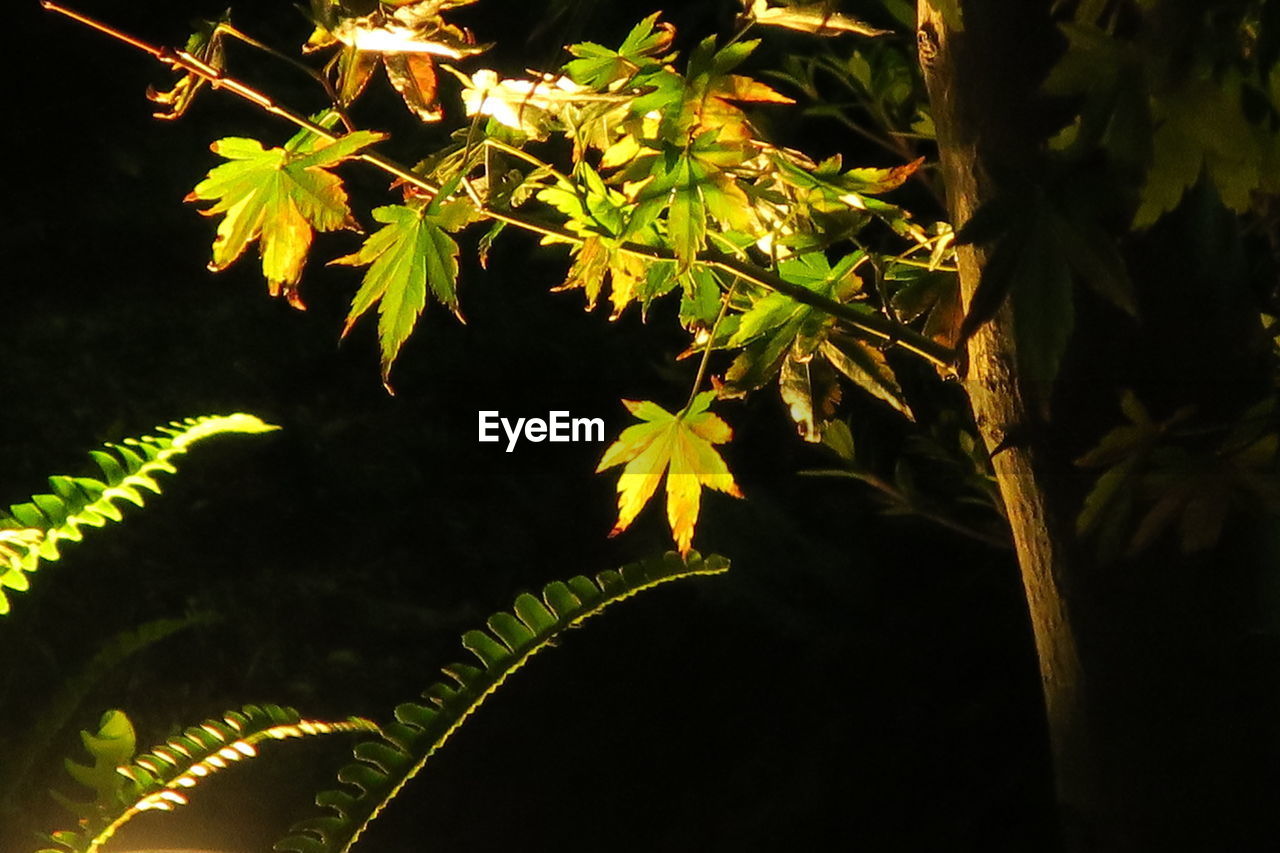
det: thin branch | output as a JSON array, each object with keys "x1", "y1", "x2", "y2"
[
  {"x1": 482, "y1": 137, "x2": 574, "y2": 187},
  {"x1": 800, "y1": 469, "x2": 1011, "y2": 549},
  {"x1": 214, "y1": 23, "x2": 357, "y2": 132},
  {"x1": 42, "y1": 1, "x2": 959, "y2": 371},
  {"x1": 685, "y1": 277, "x2": 739, "y2": 412}
]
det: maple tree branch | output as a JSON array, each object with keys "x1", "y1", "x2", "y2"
[
  {"x1": 213, "y1": 23, "x2": 357, "y2": 133},
  {"x1": 42, "y1": 1, "x2": 958, "y2": 370},
  {"x1": 799, "y1": 469, "x2": 1011, "y2": 549}
]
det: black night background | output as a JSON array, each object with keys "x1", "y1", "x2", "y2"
[{"x1": 6, "y1": 1, "x2": 1123, "y2": 850}]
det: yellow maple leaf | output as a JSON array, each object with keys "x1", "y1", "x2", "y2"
[{"x1": 597, "y1": 392, "x2": 743, "y2": 553}]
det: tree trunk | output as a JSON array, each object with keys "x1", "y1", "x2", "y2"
[{"x1": 917, "y1": 2, "x2": 1278, "y2": 850}]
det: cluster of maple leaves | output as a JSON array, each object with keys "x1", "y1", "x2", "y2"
[
  {"x1": 169, "y1": 1, "x2": 950, "y2": 555},
  {"x1": 48, "y1": 0, "x2": 1280, "y2": 561}
]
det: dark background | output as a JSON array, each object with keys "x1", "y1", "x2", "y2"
[{"x1": 4, "y1": 1, "x2": 1055, "y2": 850}]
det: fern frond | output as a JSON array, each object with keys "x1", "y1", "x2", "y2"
[
  {"x1": 40, "y1": 704, "x2": 378, "y2": 853},
  {"x1": 0, "y1": 614, "x2": 216, "y2": 820},
  {"x1": 0, "y1": 414, "x2": 278, "y2": 615},
  {"x1": 275, "y1": 550, "x2": 730, "y2": 853}
]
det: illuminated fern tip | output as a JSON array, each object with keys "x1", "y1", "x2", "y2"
[
  {"x1": 276, "y1": 550, "x2": 730, "y2": 853},
  {"x1": 0, "y1": 413, "x2": 278, "y2": 616},
  {"x1": 41, "y1": 704, "x2": 377, "y2": 853}
]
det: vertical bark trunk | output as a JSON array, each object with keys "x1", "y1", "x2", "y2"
[
  {"x1": 916, "y1": 3, "x2": 1278, "y2": 850},
  {"x1": 914, "y1": 3, "x2": 1106, "y2": 846}
]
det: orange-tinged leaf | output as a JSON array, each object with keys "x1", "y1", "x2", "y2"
[
  {"x1": 719, "y1": 74, "x2": 796, "y2": 104},
  {"x1": 385, "y1": 52, "x2": 442, "y2": 122},
  {"x1": 552, "y1": 237, "x2": 653, "y2": 318},
  {"x1": 337, "y1": 47, "x2": 380, "y2": 105},
  {"x1": 597, "y1": 392, "x2": 741, "y2": 553},
  {"x1": 743, "y1": 0, "x2": 892, "y2": 37},
  {"x1": 148, "y1": 14, "x2": 229, "y2": 119}
]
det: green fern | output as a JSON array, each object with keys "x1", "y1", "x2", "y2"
[
  {"x1": 40, "y1": 704, "x2": 378, "y2": 853},
  {"x1": 275, "y1": 550, "x2": 730, "y2": 853},
  {"x1": 0, "y1": 614, "x2": 216, "y2": 820},
  {"x1": 0, "y1": 414, "x2": 278, "y2": 615}
]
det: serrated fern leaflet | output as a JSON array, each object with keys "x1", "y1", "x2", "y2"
[
  {"x1": 40, "y1": 705, "x2": 376, "y2": 853},
  {"x1": 274, "y1": 550, "x2": 729, "y2": 853},
  {"x1": 0, "y1": 414, "x2": 278, "y2": 616}
]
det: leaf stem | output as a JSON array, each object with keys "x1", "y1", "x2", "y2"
[
  {"x1": 213, "y1": 23, "x2": 357, "y2": 132},
  {"x1": 481, "y1": 137, "x2": 574, "y2": 188},
  {"x1": 684, "y1": 277, "x2": 739, "y2": 412}
]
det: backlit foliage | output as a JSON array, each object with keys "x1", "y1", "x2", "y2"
[
  {"x1": 41, "y1": 705, "x2": 376, "y2": 853},
  {"x1": 152, "y1": 5, "x2": 951, "y2": 552},
  {"x1": 45, "y1": 0, "x2": 1280, "y2": 568},
  {"x1": 598, "y1": 394, "x2": 742, "y2": 554},
  {"x1": 0, "y1": 414, "x2": 278, "y2": 616},
  {"x1": 275, "y1": 550, "x2": 729, "y2": 853}
]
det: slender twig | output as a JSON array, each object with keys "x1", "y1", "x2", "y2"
[
  {"x1": 41, "y1": 1, "x2": 958, "y2": 370},
  {"x1": 888, "y1": 255, "x2": 958, "y2": 272},
  {"x1": 800, "y1": 469, "x2": 1011, "y2": 549},
  {"x1": 684, "y1": 277, "x2": 739, "y2": 412},
  {"x1": 214, "y1": 23, "x2": 357, "y2": 132},
  {"x1": 482, "y1": 137, "x2": 573, "y2": 187}
]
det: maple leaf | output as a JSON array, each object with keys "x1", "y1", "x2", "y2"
[
  {"x1": 721, "y1": 252, "x2": 913, "y2": 433},
  {"x1": 887, "y1": 263, "x2": 962, "y2": 347},
  {"x1": 665, "y1": 36, "x2": 794, "y2": 143},
  {"x1": 628, "y1": 139, "x2": 759, "y2": 273},
  {"x1": 564, "y1": 13, "x2": 677, "y2": 88},
  {"x1": 1076, "y1": 394, "x2": 1280, "y2": 560},
  {"x1": 537, "y1": 164, "x2": 665, "y2": 318},
  {"x1": 331, "y1": 202, "x2": 462, "y2": 389},
  {"x1": 304, "y1": 0, "x2": 488, "y2": 121},
  {"x1": 597, "y1": 392, "x2": 743, "y2": 554},
  {"x1": 1134, "y1": 73, "x2": 1263, "y2": 228},
  {"x1": 146, "y1": 13, "x2": 229, "y2": 119},
  {"x1": 740, "y1": 0, "x2": 891, "y2": 38},
  {"x1": 186, "y1": 129, "x2": 385, "y2": 309},
  {"x1": 452, "y1": 68, "x2": 617, "y2": 139}
]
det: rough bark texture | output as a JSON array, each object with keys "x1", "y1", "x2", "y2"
[
  {"x1": 918, "y1": 2, "x2": 1278, "y2": 850},
  {"x1": 914, "y1": 3, "x2": 1104, "y2": 845}
]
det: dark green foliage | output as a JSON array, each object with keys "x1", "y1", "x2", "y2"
[
  {"x1": 1076, "y1": 394, "x2": 1280, "y2": 561},
  {"x1": 0, "y1": 615, "x2": 214, "y2": 820}
]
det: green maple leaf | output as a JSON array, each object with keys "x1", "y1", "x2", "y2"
[
  {"x1": 630, "y1": 142, "x2": 756, "y2": 274},
  {"x1": 1134, "y1": 74, "x2": 1263, "y2": 228},
  {"x1": 597, "y1": 392, "x2": 742, "y2": 554},
  {"x1": 564, "y1": 12, "x2": 676, "y2": 88},
  {"x1": 538, "y1": 164, "x2": 663, "y2": 318},
  {"x1": 956, "y1": 177, "x2": 1134, "y2": 397},
  {"x1": 187, "y1": 129, "x2": 384, "y2": 308},
  {"x1": 331, "y1": 203, "x2": 462, "y2": 389},
  {"x1": 722, "y1": 252, "x2": 913, "y2": 428}
]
